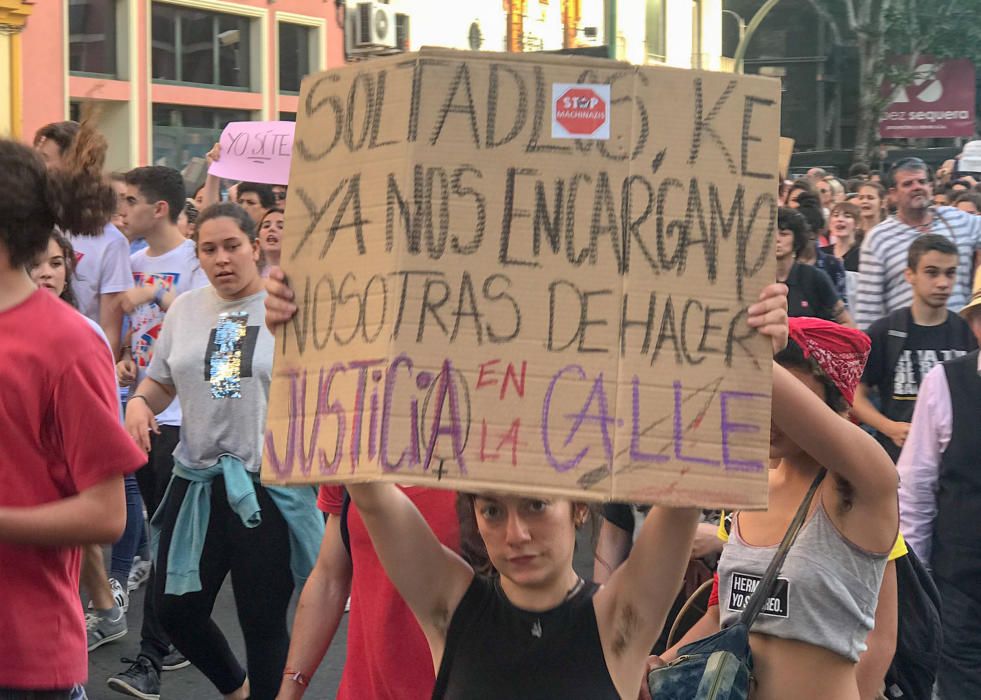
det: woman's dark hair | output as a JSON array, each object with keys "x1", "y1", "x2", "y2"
[
  {"x1": 183, "y1": 199, "x2": 200, "y2": 225},
  {"x1": 457, "y1": 494, "x2": 495, "y2": 576},
  {"x1": 830, "y1": 200, "x2": 862, "y2": 221},
  {"x1": 33, "y1": 120, "x2": 81, "y2": 155},
  {"x1": 0, "y1": 127, "x2": 115, "y2": 268},
  {"x1": 48, "y1": 231, "x2": 79, "y2": 308},
  {"x1": 830, "y1": 200, "x2": 865, "y2": 245},
  {"x1": 777, "y1": 207, "x2": 810, "y2": 257},
  {"x1": 455, "y1": 493, "x2": 599, "y2": 578},
  {"x1": 795, "y1": 192, "x2": 825, "y2": 234},
  {"x1": 952, "y1": 190, "x2": 981, "y2": 211},
  {"x1": 196, "y1": 202, "x2": 257, "y2": 242},
  {"x1": 776, "y1": 339, "x2": 853, "y2": 509},
  {"x1": 858, "y1": 181, "x2": 886, "y2": 199},
  {"x1": 788, "y1": 177, "x2": 816, "y2": 199},
  {"x1": 775, "y1": 339, "x2": 848, "y2": 414},
  {"x1": 237, "y1": 182, "x2": 276, "y2": 210}
]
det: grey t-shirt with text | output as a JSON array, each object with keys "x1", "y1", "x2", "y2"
[{"x1": 147, "y1": 285, "x2": 273, "y2": 472}]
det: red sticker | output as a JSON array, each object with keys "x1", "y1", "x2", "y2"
[{"x1": 551, "y1": 83, "x2": 611, "y2": 139}]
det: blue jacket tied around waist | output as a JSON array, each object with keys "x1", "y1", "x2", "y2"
[{"x1": 151, "y1": 456, "x2": 324, "y2": 596}]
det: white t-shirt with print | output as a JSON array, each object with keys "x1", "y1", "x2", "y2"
[
  {"x1": 129, "y1": 239, "x2": 209, "y2": 426},
  {"x1": 70, "y1": 223, "x2": 133, "y2": 323}
]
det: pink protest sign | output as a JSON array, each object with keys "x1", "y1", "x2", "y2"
[{"x1": 208, "y1": 121, "x2": 295, "y2": 185}]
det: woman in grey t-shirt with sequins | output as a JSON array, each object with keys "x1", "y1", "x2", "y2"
[{"x1": 123, "y1": 203, "x2": 322, "y2": 700}]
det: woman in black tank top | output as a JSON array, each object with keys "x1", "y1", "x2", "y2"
[{"x1": 341, "y1": 284, "x2": 791, "y2": 700}]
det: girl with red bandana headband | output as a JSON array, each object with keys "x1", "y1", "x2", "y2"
[{"x1": 656, "y1": 318, "x2": 900, "y2": 700}]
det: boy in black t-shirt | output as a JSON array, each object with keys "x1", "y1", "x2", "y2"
[{"x1": 853, "y1": 235, "x2": 977, "y2": 462}]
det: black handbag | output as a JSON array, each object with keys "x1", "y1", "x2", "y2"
[{"x1": 647, "y1": 471, "x2": 826, "y2": 700}]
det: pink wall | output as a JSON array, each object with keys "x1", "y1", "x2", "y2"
[
  {"x1": 136, "y1": 0, "x2": 149, "y2": 164},
  {"x1": 152, "y1": 83, "x2": 264, "y2": 111},
  {"x1": 19, "y1": 0, "x2": 344, "y2": 161},
  {"x1": 68, "y1": 76, "x2": 130, "y2": 102},
  {"x1": 21, "y1": 0, "x2": 65, "y2": 143}
]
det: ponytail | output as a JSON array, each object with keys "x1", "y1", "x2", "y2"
[
  {"x1": 45, "y1": 120, "x2": 115, "y2": 237},
  {"x1": 0, "y1": 121, "x2": 115, "y2": 268}
]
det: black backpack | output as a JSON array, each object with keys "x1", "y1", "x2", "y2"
[
  {"x1": 883, "y1": 308, "x2": 911, "y2": 386},
  {"x1": 884, "y1": 547, "x2": 943, "y2": 699}
]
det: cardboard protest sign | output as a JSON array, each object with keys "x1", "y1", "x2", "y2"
[
  {"x1": 779, "y1": 137, "x2": 794, "y2": 180},
  {"x1": 262, "y1": 49, "x2": 780, "y2": 508},
  {"x1": 208, "y1": 121, "x2": 295, "y2": 185}
]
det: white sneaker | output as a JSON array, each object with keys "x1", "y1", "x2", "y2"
[
  {"x1": 128, "y1": 557, "x2": 151, "y2": 592},
  {"x1": 86, "y1": 609, "x2": 127, "y2": 651},
  {"x1": 109, "y1": 577, "x2": 129, "y2": 613}
]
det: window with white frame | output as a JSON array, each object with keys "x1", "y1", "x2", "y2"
[
  {"x1": 69, "y1": 0, "x2": 118, "y2": 76},
  {"x1": 279, "y1": 23, "x2": 313, "y2": 94},
  {"x1": 151, "y1": 3, "x2": 253, "y2": 90}
]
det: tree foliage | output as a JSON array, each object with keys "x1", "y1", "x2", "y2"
[{"x1": 801, "y1": 0, "x2": 981, "y2": 161}]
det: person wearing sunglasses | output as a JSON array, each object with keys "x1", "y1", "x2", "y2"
[{"x1": 854, "y1": 157, "x2": 981, "y2": 329}]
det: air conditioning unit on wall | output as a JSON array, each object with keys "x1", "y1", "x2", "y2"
[
  {"x1": 395, "y1": 12, "x2": 410, "y2": 52},
  {"x1": 346, "y1": 2, "x2": 397, "y2": 54}
]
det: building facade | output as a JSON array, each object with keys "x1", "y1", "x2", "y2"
[
  {"x1": 18, "y1": 0, "x2": 343, "y2": 170},
  {"x1": 10, "y1": 0, "x2": 723, "y2": 170},
  {"x1": 0, "y1": 0, "x2": 34, "y2": 138},
  {"x1": 393, "y1": 0, "x2": 723, "y2": 70}
]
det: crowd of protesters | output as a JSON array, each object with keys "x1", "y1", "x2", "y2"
[{"x1": 3, "y1": 116, "x2": 981, "y2": 700}]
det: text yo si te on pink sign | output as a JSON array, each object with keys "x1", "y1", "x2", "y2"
[{"x1": 208, "y1": 121, "x2": 295, "y2": 186}]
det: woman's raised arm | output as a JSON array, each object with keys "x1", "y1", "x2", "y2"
[
  {"x1": 346, "y1": 483, "x2": 474, "y2": 654},
  {"x1": 771, "y1": 362, "x2": 898, "y2": 549},
  {"x1": 593, "y1": 506, "x2": 701, "y2": 698}
]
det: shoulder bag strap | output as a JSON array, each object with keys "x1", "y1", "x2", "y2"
[
  {"x1": 739, "y1": 469, "x2": 827, "y2": 627},
  {"x1": 885, "y1": 307, "x2": 911, "y2": 381},
  {"x1": 340, "y1": 489, "x2": 352, "y2": 558},
  {"x1": 932, "y1": 209, "x2": 957, "y2": 239}
]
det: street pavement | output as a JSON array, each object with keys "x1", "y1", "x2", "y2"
[{"x1": 85, "y1": 582, "x2": 346, "y2": 699}]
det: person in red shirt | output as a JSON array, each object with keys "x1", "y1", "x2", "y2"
[
  {"x1": 0, "y1": 133, "x2": 147, "y2": 697},
  {"x1": 277, "y1": 485, "x2": 460, "y2": 699}
]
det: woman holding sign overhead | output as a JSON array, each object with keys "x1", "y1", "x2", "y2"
[
  {"x1": 654, "y1": 318, "x2": 900, "y2": 700},
  {"x1": 263, "y1": 266, "x2": 790, "y2": 700},
  {"x1": 121, "y1": 204, "x2": 322, "y2": 700}
]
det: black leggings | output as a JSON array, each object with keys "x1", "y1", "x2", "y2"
[{"x1": 153, "y1": 475, "x2": 294, "y2": 699}]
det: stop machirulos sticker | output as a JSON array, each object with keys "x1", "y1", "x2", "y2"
[{"x1": 551, "y1": 83, "x2": 611, "y2": 140}]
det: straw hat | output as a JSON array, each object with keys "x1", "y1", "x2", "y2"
[{"x1": 960, "y1": 266, "x2": 981, "y2": 320}]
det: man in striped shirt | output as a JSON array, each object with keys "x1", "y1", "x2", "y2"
[{"x1": 855, "y1": 158, "x2": 981, "y2": 329}]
